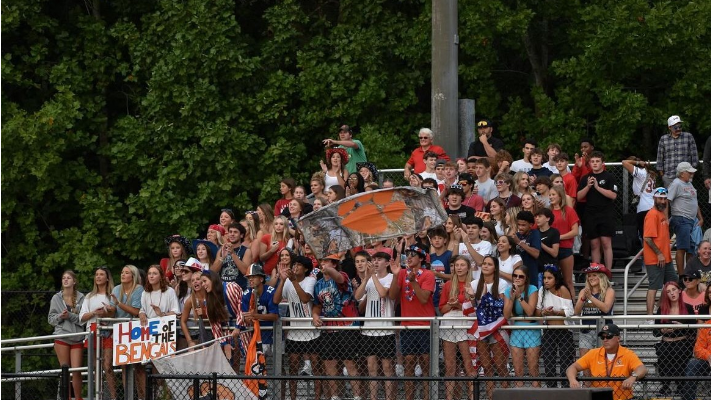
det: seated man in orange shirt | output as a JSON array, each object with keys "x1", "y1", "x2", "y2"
[
  {"x1": 566, "y1": 323, "x2": 648, "y2": 400},
  {"x1": 680, "y1": 318, "x2": 711, "y2": 400}
]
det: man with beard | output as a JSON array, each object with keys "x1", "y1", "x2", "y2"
[{"x1": 643, "y1": 187, "x2": 677, "y2": 316}]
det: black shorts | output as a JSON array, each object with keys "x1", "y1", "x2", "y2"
[
  {"x1": 400, "y1": 329, "x2": 430, "y2": 356},
  {"x1": 285, "y1": 338, "x2": 317, "y2": 355},
  {"x1": 317, "y1": 331, "x2": 361, "y2": 360},
  {"x1": 583, "y1": 211, "x2": 615, "y2": 239},
  {"x1": 359, "y1": 334, "x2": 396, "y2": 358}
]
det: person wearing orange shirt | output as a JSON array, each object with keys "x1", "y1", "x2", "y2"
[
  {"x1": 566, "y1": 323, "x2": 647, "y2": 400},
  {"x1": 643, "y1": 187, "x2": 677, "y2": 317},
  {"x1": 681, "y1": 318, "x2": 711, "y2": 400}
]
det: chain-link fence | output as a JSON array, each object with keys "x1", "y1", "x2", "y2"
[{"x1": 3, "y1": 314, "x2": 711, "y2": 400}]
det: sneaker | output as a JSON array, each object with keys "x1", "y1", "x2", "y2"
[
  {"x1": 478, "y1": 366, "x2": 484, "y2": 376},
  {"x1": 415, "y1": 364, "x2": 423, "y2": 377},
  {"x1": 507, "y1": 362, "x2": 515, "y2": 376},
  {"x1": 644, "y1": 319, "x2": 655, "y2": 326},
  {"x1": 299, "y1": 360, "x2": 312, "y2": 376},
  {"x1": 395, "y1": 364, "x2": 405, "y2": 377},
  {"x1": 343, "y1": 366, "x2": 349, "y2": 376}
]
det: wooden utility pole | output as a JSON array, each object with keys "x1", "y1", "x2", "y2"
[{"x1": 432, "y1": 0, "x2": 459, "y2": 158}]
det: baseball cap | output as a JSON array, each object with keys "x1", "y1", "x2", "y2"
[
  {"x1": 598, "y1": 323, "x2": 620, "y2": 337},
  {"x1": 477, "y1": 119, "x2": 492, "y2": 128},
  {"x1": 680, "y1": 267, "x2": 701, "y2": 280},
  {"x1": 676, "y1": 162, "x2": 697, "y2": 174},
  {"x1": 667, "y1": 115, "x2": 682, "y2": 127}
]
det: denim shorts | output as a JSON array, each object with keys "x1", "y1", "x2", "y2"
[{"x1": 670, "y1": 216, "x2": 694, "y2": 251}]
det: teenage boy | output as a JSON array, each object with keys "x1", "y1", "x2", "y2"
[
  {"x1": 511, "y1": 138, "x2": 537, "y2": 173},
  {"x1": 429, "y1": 226, "x2": 453, "y2": 308},
  {"x1": 446, "y1": 185, "x2": 476, "y2": 221},
  {"x1": 389, "y1": 244, "x2": 435, "y2": 400},
  {"x1": 443, "y1": 161, "x2": 459, "y2": 188},
  {"x1": 554, "y1": 152, "x2": 578, "y2": 206},
  {"x1": 473, "y1": 158, "x2": 499, "y2": 203},
  {"x1": 420, "y1": 151, "x2": 439, "y2": 182},
  {"x1": 312, "y1": 254, "x2": 363, "y2": 400},
  {"x1": 214, "y1": 223, "x2": 253, "y2": 289},
  {"x1": 273, "y1": 256, "x2": 320, "y2": 395},
  {"x1": 354, "y1": 252, "x2": 397, "y2": 400},
  {"x1": 241, "y1": 264, "x2": 280, "y2": 353},
  {"x1": 528, "y1": 148, "x2": 553, "y2": 179},
  {"x1": 577, "y1": 151, "x2": 618, "y2": 271},
  {"x1": 457, "y1": 217, "x2": 492, "y2": 280},
  {"x1": 509, "y1": 211, "x2": 541, "y2": 287},
  {"x1": 459, "y1": 173, "x2": 485, "y2": 212},
  {"x1": 535, "y1": 208, "x2": 560, "y2": 272},
  {"x1": 545, "y1": 143, "x2": 565, "y2": 174}
]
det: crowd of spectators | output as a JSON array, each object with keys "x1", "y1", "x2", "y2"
[{"x1": 47, "y1": 117, "x2": 711, "y2": 400}]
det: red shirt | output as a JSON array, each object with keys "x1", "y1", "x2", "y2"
[
  {"x1": 561, "y1": 173, "x2": 578, "y2": 201},
  {"x1": 552, "y1": 206, "x2": 580, "y2": 249},
  {"x1": 462, "y1": 194, "x2": 485, "y2": 212},
  {"x1": 407, "y1": 145, "x2": 450, "y2": 174},
  {"x1": 274, "y1": 198, "x2": 291, "y2": 216},
  {"x1": 260, "y1": 234, "x2": 285, "y2": 276},
  {"x1": 397, "y1": 268, "x2": 435, "y2": 326}
]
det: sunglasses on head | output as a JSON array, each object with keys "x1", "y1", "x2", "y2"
[
  {"x1": 599, "y1": 333, "x2": 616, "y2": 340},
  {"x1": 95, "y1": 266, "x2": 109, "y2": 272}
]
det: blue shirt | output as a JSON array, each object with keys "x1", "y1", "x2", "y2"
[
  {"x1": 241, "y1": 285, "x2": 279, "y2": 344},
  {"x1": 430, "y1": 251, "x2": 452, "y2": 308}
]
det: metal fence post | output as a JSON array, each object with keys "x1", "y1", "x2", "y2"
[
  {"x1": 126, "y1": 364, "x2": 135, "y2": 400},
  {"x1": 14, "y1": 349, "x2": 21, "y2": 400},
  {"x1": 429, "y1": 320, "x2": 440, "y2": 400},
  {"x1": 145, "y1": 364, "x2": 153, "y2": 400},
  {"x1": 60, "y1": 364, "x2": 70, "y2": 400},
  {"x1": 273, "y1": 320, "x2": 283, "y2": 400},
  {"x1": 87, "y1": 332, "x2": 95, "y2": 400},
  {"x1": 623, "y1": 167, "x2": 630, "y2": 215}
]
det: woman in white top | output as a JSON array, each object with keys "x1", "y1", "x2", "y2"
[
  {"x1": 139, "y1": 265, "x2": 180, "y2": 325},
  {"x1": 320, "y1": 147, "x2": 349, "y2": 191},
  {"x1": 79, "y1": 266, "x2": 116, "y2": 400},
  {"x1": 536, "y1": 265, "x2": 575, "y2": 387},
  {"x1": 497, "y1": 235, "x2": 522, "y2": 283},
  {"x1": 439, "y1": 256, "x2": 476, "y2": 400}
]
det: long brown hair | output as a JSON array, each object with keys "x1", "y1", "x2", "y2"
[
  {"x1": 475, "y1": 256, "x2": 501, "y2": 300},
  {"x1": 202, "y1": 272, "x2": 228, "y2": 323},
  {"x1": 144, "y1": 265, "x2": 168, "y2": 293}
]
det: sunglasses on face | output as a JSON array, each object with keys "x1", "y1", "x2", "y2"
[
  {"x1": 496, "y1": 180, "x2": 506, "y2": 185},
  {"x1": 682, "y1": 276, "x2": 696, "y2": 282},
  {"x1": 671, "y1": 124, "x2": 682, "y2": 131},
  {"x1": 599, "y1": 333, "x2": 616, "y2": 340},
  {"x1": 512, "y1": 274, "x2": 526, "y2": 280},
  {"x1": 458, "y1": 182, "x2": 469, "y2": 186},
  {"x1": 419, "y1": 136, "x2": 430, "y2": 140}
]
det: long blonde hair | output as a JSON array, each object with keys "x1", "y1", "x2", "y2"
[
  {"x1": 584, "y1": 272, "x2": 611, "y2": 302},
  {"x1": 271, "y1": 215, "x2": 292, "y2": 243},
  {"x1": 61, "y1": 270, "x2": 79, "y2": 311},
  {"x1": 449, "y1": 256, "x2": 473, "y2": 300},
  {"x1": 550, "y1": 185, "x2": 568, "y2": 217},
  {"x1": 120, "y1": 265, "x2": 141, "y2": 301}
]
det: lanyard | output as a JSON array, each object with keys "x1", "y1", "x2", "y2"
[{"x1": 605, "y1": 353, "x2": 619, "y2": 377}]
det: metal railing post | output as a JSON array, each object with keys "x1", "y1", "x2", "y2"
[
  {"x1": 429, "y1": 320, "x2": 439, "y2": 400},
  {"x1": 14, "y1": 349, "x2": 21, "y2": 400},
  {"x1": 60, "y1": 364, "x2": 70, "y2": 400},
  {"x1": 145, "y1": 364, "x2": 153, "y2": 400},
  {"x1": 87, "y1": 331, "x2": 95, "y2": 400},
  {"x1": 273, "y1": 320, "x2": 283, "y2": 400},
  {"x1": 126, "y1": 364, "x2": 135, "y2": 400}
]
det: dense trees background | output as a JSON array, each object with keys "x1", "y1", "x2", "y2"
[{"x1": 2, "y1": 0, "x2": 710, "y2": 338}]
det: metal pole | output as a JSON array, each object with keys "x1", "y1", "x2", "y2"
[
  {"x1": 14, "y1": 350, "x2": 21, "y2": 400},
  {"x1": 87, "y1": 332, "x2": 95, "y2": 400},
  {"x1": 60, "y1": 364, "x2": 70, "y2": 400},
  {"x1": 432, "y1": 0, "x2": 459, "y2": 158},
  {"x1": 429, "y1": 321, "x2": 440, "y2": 400},
  {"x1": 459, "y1": 99, "x2": 475, "y2": 159},
  {"x1": 145, "y1": 364, "x2": 153, "y2": 400},
  {"x1": 125, "y1": 364, "x2": 135, "y2": 400},
  {"x1": 273, "y1": 320, "x2": 283, "y2": 400}
]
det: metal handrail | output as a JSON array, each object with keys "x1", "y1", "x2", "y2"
[{"x1": 622, "y1": 247, "x2": 646, "y2": 317}]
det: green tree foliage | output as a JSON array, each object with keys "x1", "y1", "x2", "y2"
[{"x1": 2, "y1": 0, "x2": 710, "y2": 344}]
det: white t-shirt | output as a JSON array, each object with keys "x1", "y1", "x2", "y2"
[
  {"x1": 79, "y1": 293, "x2": 111, "y2": 329},
  {"x1": 498, "y1": 254, "x2": 523, "y2": 278},
  {"x1": 476, "y1": 178, "x2": 499, "y2": 203},
  {"x1": 459, "y1": 240, "x2": 493, "y2": 280},
  {"x1": 632, "y1": 166, "x2": 654, "y2": 213},
  {"x1": 283, "y1": 276, "x2": 319, "y2": 341},
  {"x1": 511, "y1": 159, "x2": 532, "y2": 173},
  {"x1": 139, "y1": 287, "x2": 180, "y2": 319},
  {"x1": 420, "y1": 171, "x2": 438, "y2": 181},
  {"x1": 362, "y1": 274, "x2": 395, "y2": 336},
  {"x1": 470, "y1": 278, "x2": 510, "y2": 300}
]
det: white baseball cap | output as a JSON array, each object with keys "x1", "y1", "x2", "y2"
[
  {"x1": 676, "y1": 162, "x2": 697, "y2": 174},
  {"x1": 668, "y1": 115, "x2": 682, "y2": 127}
]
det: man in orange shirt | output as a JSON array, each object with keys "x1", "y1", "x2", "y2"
[
  {"x1": 681, "y1": 318, "x2": 711, "y2": 400},
  {"x1": 643, "y1": 187, "x2": 677, "y2": 317},
  {"x1": 566, "y1": 323, "x2": 647, "y2": 400}
]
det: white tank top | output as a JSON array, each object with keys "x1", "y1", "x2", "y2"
[{"x1": 324, "y1": 171, "x2": 339, "y2": 191}]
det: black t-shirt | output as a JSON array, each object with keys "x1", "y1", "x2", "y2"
[
  {"x1": 577, "y1": 170, "x2": 617, "y2": 213},
  {"x1": 529, "y1": 167, "x2": 552, "y2": 179},
  {"x1": 538, "y1": 227, "x2": 560, "y2": 267},
  {"x1": 685, "y1": 257, "x2": 711, "y2": 287},
  {"x1": 467, "y1": 136, "x2": 505, "y2": 159},
  {"x1": 446, "y1": 205, "x2": 476, "y2": 221}
]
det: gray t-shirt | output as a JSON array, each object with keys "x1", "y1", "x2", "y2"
[
  {"x1": 667, "y1": 178, "x2": 698, "y2": 220},
  {"x1": 476, "y1": 178, "x2": 499, "y2": 203}
]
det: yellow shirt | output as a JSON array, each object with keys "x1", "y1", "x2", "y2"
[{"x1": 576, "y1": 345, "x2": 643, "y2": 400}]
